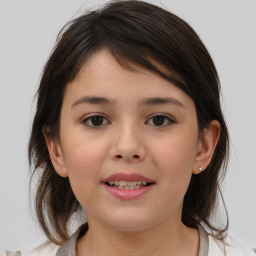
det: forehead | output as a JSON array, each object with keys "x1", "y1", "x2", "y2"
[{"x1": 64, "y1": 49, "x2": 193, "y2": 109}]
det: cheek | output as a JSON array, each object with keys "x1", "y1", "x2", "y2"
[
  {"x1": 152, "y1": 133, "x2": 197, "y2": 172},
  {"x1": 150, "y1": 132, "x2": 198, "y2": 197},
  {"x1": 62, "y1": 131, "x2": 108, "y2": 172},
  {"x1": 61, "y1": 134, "x2": 108, "y2": 203}
]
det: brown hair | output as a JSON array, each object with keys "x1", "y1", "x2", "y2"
[{"x1": 29, "y1": 0, "x2": 229, "y2": 244}]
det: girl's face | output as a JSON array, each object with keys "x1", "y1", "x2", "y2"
[{"x1": 48, "y1": 49, "x2": 206, "y2": 232}]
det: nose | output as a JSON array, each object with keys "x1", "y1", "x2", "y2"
[{"x1": 109, "y1": 124, "x2": 146, "y2": 163}]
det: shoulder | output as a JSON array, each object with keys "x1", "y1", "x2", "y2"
[
  {"x1": 208, "y1": 235, "x2": 255, "y2": 256},
  {"x1": 27, "y1": 242, "x2": 59, "y2": 256},
  {"x1": 1, "y1": 224, "x2": 87, "y2": 256},
  {"x1": 0, "y1": 242, "x2": 60, "y2": 256},
  {"x1": 0, "y1": 248, "x2": 22, "y2": 256},
  {"x1": 0, "y1": 248, "x2": 6, "y2": 256},
  {"x1": 0, "y1": 243, "x2": 59, "y2": 256},
  {"x1": 0, "y1": 249, "x2": 21, "y2": 256}
]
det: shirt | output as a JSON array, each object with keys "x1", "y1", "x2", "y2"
[{"x1": 2, "y1": 224, "x2": 255, "y2": 256}]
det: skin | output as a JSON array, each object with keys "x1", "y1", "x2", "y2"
[{"x1": 45, "y1": 49, "x2": 220, "y2": 256}]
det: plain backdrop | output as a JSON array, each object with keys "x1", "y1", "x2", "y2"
[{"x1": 0, "y1": 0, "x2": 255, "y2": 252}]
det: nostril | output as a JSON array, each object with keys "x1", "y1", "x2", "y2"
[{"x1": 114, "y1": 154, "x2": 141, "y2": 160}]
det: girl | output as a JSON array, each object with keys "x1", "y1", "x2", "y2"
[{"x1": 3, "y1": 1, "x2": 255, "y2": 255}]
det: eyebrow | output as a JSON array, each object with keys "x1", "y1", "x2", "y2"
[
  {"x1": 139, "y1": 97, "x2": 184, "y2": 107},
  {"x1": 72, "y1": 96, "x2": 184, "y2": 108},
  {"x1": 72, "y1": 96, "x2": 116, "y2": 108}
]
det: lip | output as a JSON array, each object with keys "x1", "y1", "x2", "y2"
[
  {"x1": 102, "y1": 172, "x2": 155, "y2": 183},
  {"x1": 102, "y1": 172, "x2": 155, "y2": 200},
  {"x1": 102, "y1": 183, "x2": 154, "y2": 200}
]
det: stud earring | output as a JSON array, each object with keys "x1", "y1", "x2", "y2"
[{"x1": 198, "y1": 167, "x2": 203, "y2": 172}]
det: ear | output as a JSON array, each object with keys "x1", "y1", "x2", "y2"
[
  {"x1": 193, "y1": 120, "x2": 221, "y2": 174},
  {"x1": 43, "y1": 129, "x2": 68, "y2": 178}
]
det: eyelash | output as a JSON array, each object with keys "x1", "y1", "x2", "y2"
[
  {"x1": 82, "y1": 114, "x2": 110, "y2": 128},
  {"x1": 82, "y1": 113, "x2": 175, "y2": 128},
  {"x1": 146, "y1": 114, "x2": 175, "y2": 127}
]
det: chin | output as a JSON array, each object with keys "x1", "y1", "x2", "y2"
[{"x1": 99, "y1": 209, "x2": 158, "y2": 232}]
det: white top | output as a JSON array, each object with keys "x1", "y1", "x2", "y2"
[
  {"x1": 208, "y1": 236, "x2": 255, "y2": 256},
  {"x1": 1, "y1": 224, "x2": 255, "y2": 256}
]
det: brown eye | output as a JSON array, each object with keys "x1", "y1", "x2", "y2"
[
  {"x1": 152, "y1": 116, "x2": 165, "y2": 126},
  {"x1": 83, "y1": 115, "x2": 109, "y2": 127},
  {"x1": 91, "y1": 116, "x2": 104, "y2": 126},
  {"x1": 147, "y1": 114, "x2": 175, "y2": 127}
]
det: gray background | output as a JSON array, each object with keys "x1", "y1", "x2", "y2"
[{"x1": 0, "y1": 0, "x2": 255, "y2": 252}]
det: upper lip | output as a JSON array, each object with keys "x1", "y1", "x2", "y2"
[{"x1": 102, "y1": 172, "x2": 155, "y2": 183}]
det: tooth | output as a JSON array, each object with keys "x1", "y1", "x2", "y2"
[
  {"x1": 120, "y1": 181, "x2": 128, "y2": 186},
  {"x1": 109, "y1": 180, "x2": 150, "y2": 189},
  {"x1": 127, "y1": 181, "x2": 137, "y2": 186}
]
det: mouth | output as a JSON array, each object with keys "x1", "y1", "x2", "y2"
[
  {"x1": 102, "y1": 173, "x2": 155, "y2": 200},
  {"x1": 105, "y1": 180, "x2": 154, "y2": 190}
]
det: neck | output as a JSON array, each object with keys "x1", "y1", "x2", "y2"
[{"x1": 77, "y1": 218, "x2": 199, "y2": 256}]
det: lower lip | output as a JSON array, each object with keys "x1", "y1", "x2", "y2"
[{"x1": 102, "y1": 183, "x2": 154, "y2": 200}]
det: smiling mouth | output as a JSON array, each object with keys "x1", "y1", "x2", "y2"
[
  {"x1": 102, "y1": 173, "x2": 155, "y2": 199},
  {"x1": 105, "y1": 180, "x2": 154, "y2": 190}
]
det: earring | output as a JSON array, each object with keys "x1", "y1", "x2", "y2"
[{"x1": 198, "y1": 167, "x2": 203, "y2": 173}]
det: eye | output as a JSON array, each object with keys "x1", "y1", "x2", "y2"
[
  {"x1": 146, "y1": 114, "x2": 175, "y2": 127},
  {"x1": 82, "y1": 114, "x2": 110, "y2": 127}
]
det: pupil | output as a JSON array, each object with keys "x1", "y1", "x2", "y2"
[
  {"x1": 91, "y1": 116, "x2": 103, "y2": 126},
  {"x1": 153, "y1": 116, "x2": 164, "y2": 126}
]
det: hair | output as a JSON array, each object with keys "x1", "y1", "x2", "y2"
[{"x1": 29, "y1": 0, "x2": 229, "y2": 245}]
